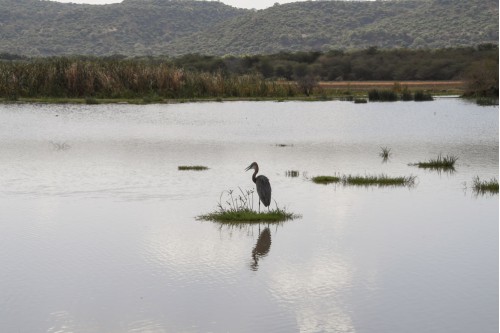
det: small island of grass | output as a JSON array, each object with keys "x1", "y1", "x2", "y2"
[
  {"x1": 312, "y1": 174, "x2": 416, "y2": 187},
  {"x1": 410, "y1": 154, "x2": 458, "y2": 170},
  {"x1": 312, "y1": 176, "x2": 341, "y2": 184},
  {"x1": 197, "y1": 188, "x2": 299, "y2": 223},
  {"x1": 178, "y1": 165, "x2": 209, "y2": 171},
  {"x1": 472, "y1": 177, "x2": 499, "y2": 194}
]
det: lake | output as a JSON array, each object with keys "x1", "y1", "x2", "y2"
[{"x1": 0, "y1": 98, "x2": 498, "y2": 333}]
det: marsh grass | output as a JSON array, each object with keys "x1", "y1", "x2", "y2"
[
  {"x1": 353, "y1": 98, "x2": 367, "y2": 103},
  {"x1": 413, "y1": 90, "x2": 434, "y2": 101},
  {"x1": 312, "y1": 174, "x2": 416, "y2": 187},
  {"x1": 410, "y1": 154, "x2": 458, "y2": 170},
  {"x1": 197, "y1": 188, "x2": 298, "y2": 223},
  {"x1": 178, "y1": 165, "x2": 209, "y2": 171},
  {"x1": 472, "y1": 177, "x2": 499, "y2": 195}
]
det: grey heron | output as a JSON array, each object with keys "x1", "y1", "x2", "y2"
[{"x1": 245, "y1": 162, "x2": 271, "y2": 213}]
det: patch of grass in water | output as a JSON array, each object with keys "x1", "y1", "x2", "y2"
[
  {"x1": 344, "y1": 174, "x2": 416, "y2": 187},
  {"x1": 410, "y1": 154, "x2": 458, "y2": 170},
  {"x1": 178, "y1": 165, "x2": 209, "y2": 171},
  {"x1": 312, "y1": 176, "x2": 341, "y2": 184},
  {"x1": 197, "y1": 188, "x2": 299, "y2": 223},
  {"x1": 312, "y1": 174, "x2": 416, "y2": 187},
  {"x1": 472, "y1": 176, "x2": 499, "y2": 195},
  {"x1": 379, "y1": 146, "x2": 391, "y2": 160},
  {"x1": 285, "y1": 170, "x2": 300, "y2": 177}
]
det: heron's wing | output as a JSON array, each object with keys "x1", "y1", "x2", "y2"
[{"x1": 256, "y1": 175, "x2": 271, "y2": 207}]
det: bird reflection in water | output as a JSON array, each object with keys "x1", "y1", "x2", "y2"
[{"x1": 250, "y1": 227, "x2": 272, "y2": 271}]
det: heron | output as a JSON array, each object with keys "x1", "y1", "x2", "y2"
[{"x1": 245, "y1": 162, "x2": 271, "y2": 213}]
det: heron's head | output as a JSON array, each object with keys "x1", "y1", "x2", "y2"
[{"x1": 245, "y1": 162, "x2": 258, "y2": 172}]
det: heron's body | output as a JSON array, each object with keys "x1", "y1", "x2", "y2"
[{"x1": 245, "y1": 162, "x2": 272, "y2": 212}]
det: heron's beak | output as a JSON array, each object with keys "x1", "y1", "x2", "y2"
[{"x1": 245, "y1": 165, "x2": 252, "y2": 172}]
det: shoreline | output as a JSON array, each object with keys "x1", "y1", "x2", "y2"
[{"x1": 0, "y1": 80, "x2": 466, "y2": 104}]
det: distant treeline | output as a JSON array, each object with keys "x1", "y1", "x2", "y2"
[
  {"x1": 0, "y1": 45, "x2": 497, "y2": 99},
  {"x1": 170, "y1": 45, "x2": 498, "y2": 82}
]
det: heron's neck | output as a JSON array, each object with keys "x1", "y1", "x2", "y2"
[{"x1": 252, "y1": 167, "x2": 258, "y2": 183}]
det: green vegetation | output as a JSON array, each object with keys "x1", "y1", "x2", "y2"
[
  {"x1": 312, "y1": 174, "x2": 416, "y2": 187},
  {"x1": 197, "y1": 188, "x2": 298, "y2": 223},
  {"x1": 312, "y1": 176, "x2": 341, "y2": 184},
  {"x1": 0, "y1": 58, "x2": 298, "y2": 99},
  {"x1": 472, "y1": 177, "x2": 499, "y2": 194},
  {"x1": 178, "y1": 165, "x2": 209, "y2": 171},
  {"x1": 0, "y1": 45, "x2": 497, "y2": 100},
  {"x1": 0, "y1": 0, "x2": 496, "y2": 57},
  {"x1": 410, "y1": 155, "x2": 458, "y2": 170}
]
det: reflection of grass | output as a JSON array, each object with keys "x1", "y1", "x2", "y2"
[
  {"x1": 312, "y1": 174, "x2": 416, "y2": 187},
  {"x1": 197, "y1": 188, "x2": 299, "y2": 223},
  {"x1": 178, "y1": 165, "x2": 209, "y2": 171},
  {"x1": 472, "y1": 177, "x2": 499, "y2": 194},
  {"x1": 411, "y1": 154, "x2": 457, "y2": 170}
]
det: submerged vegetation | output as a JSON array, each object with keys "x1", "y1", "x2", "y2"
[
  {"x1": 312, "y1": 174, "x2": 416, "y2": 187},
  {"x1": 472, "y1": 177, "x2": 499, "y2": 195},
  {"x1": 197, "y1": 188, "x2": 299, "y2": 223},
  {"x1": 410, "y1": 155, "x2": 458, "y2": 170}
]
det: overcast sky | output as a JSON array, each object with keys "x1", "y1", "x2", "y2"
[{"x1": 52, "y1": 0, "x2": 302, "y2": 10}]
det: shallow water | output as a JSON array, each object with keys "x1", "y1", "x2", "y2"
[{"x1": 0, "y1": 99, "x2": 498, "y2": 333}]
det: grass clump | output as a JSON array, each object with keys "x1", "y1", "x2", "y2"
[
  {"x1": 472, "y1": 177, "x2": 499, "y2": 194},
  {"x1": 312, "y1": 174, "x2": 416, "y2": 187},
  {"x1": 178, "y1": 165, "x2": 209, "y2": 171},
  {"x1": 197, "y1": 188, "x2": 298, "y2": 223},
  {"x1": 353, "y1": 98, "x2": 367, "y2": 103},
  {"x1": 344, "y1": 174, "x2": 416, "y2": 187},
  {"x1": 285, "y1": 170, "x2": 300, "y2": 177},
  {"x1": 312, "y1": 175, "x2": 341, "y2": 184},
  {"x1": 410, "y1": 154, "x2": 458, "y2": 170},
  {"x1": 379, "y1": 146, "x2": 391, "y2": 159}
]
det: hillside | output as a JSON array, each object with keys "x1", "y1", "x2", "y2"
[
  {"x1": 0, "y1": 0, "x2": 497, "y2": 56},
  {"x1": 0, "y1": 0, "x2": 246, "y2": 56},
  {"x1": 164, "y1": 0, "x2": 499, "y2": 55}
]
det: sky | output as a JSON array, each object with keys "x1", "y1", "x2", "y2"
[{"x1": 52, "y1": 0, "x2": 301, "y2": 10}]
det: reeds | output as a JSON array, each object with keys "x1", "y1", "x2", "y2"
[{"x1": 0, "y1": 58, "x2": 299, "y2": 99}]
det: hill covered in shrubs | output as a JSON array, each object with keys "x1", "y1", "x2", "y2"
[{"x1": 0, "y1": 0, "x2": 497, "y2": 56}]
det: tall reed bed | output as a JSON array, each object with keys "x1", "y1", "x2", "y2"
[{"x1": 0, "y1": 58, "x2": 298, "y2": 99}]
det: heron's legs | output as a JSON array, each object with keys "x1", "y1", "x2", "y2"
[{"x1": 258, "y1": 200, "x2": 261, "y2": 213}]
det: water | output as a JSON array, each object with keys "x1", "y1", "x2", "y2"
[{"x1": 0, "y1": 99, "x2": 497, "y2": 333}]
